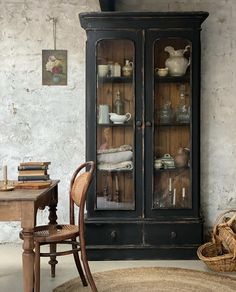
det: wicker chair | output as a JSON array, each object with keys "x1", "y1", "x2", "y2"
[{"x1": 20, "y1": 161, "x2": 98, "y2": 292}]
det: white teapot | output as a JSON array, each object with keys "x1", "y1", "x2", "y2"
[
  {"x1": 109, "y1": 112, "x2": 131, "y2": 124},
  {"x1": 164, "y1": 45, "x2": 191, "y2": 76}
]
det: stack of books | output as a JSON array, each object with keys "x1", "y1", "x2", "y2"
[{"x1": 18, "y1": 162, "x2": 51, "y2": 181}]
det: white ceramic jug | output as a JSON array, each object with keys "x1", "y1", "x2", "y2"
[
  {"x1": 122, "y1": 60, "x2": 133, "y2": 77},
  {"x1": 164, "y1": 45, "x2": 191, "y2": 76},
  {"x1": 98, "y1": 104, "x2": 110, "y2": 124}
]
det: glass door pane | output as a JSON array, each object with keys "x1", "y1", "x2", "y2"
[
  {"x1": 96, "y1": 39, "x2": 135, "y2": 210},
  {"x1": 153, "y1": 38, "x2": 192, "y2": 209}
]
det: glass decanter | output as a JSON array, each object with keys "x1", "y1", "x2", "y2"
[
  {"x1": 159, "y1": 100, "x2": 173, "y2": 124},
  {"x1": 175, "y1": 84, "x2": 190, "y2": 123},
  {"x1": 114, "y1": 90, "x2": 124, "y2": 115}
]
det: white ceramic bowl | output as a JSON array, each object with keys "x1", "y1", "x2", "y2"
[
  {"x1": 109, "y1": 113, "x2": 131, "y2": 124},
  {"x1": 157, "y1": 68, "x2": 168, "y2": 77}
]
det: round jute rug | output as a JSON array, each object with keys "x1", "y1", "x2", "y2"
[{"x1": 53, "y1": 267, "x2": 236, "y2": 292}]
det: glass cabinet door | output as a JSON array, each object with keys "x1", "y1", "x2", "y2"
[
  {"x1": 95, "y1": 39, "x2": 135, "y2": 210},
  {"x1": 153, "y1": 37, "x2": 192, "y2": 210}
]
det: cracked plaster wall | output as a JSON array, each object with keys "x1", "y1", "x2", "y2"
[
  {"x1": 0, "y1": 0, "x2": 235, "y2": 242},
  {"x1": 0, "y1": 0, "x2": 100, "y2": 243}
]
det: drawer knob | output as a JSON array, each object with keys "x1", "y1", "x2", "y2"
[{"x1": 170, "y1": 231, "x2": 177, "y2": 239}]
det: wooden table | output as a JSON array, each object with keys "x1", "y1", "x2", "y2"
[{"x1": 0, "y1": 180, "x2": 59, "y2": 292}]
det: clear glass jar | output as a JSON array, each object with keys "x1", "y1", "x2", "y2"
[
  {"x1": 175, "y1": 85, "x2": 190, "y2": 123},
  {"x1": 159, "y1": 101, "x2": 173, "y2": 124}
]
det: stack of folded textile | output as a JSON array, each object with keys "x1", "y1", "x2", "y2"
[{"x1": 97, "y1": 144, "x2": 133, "y2": 171}]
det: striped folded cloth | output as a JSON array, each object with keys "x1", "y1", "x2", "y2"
[
  {"x1": 97, "y1": 144, "x2": 132, "y2": 154},
  {"x1": 97, "y1": 150, "x2": 133, "y2": 164},
  {"x1": 97, "y1": 161, "x2": 133, "y2": 171}
]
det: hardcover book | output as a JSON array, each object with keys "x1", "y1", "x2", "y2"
[
  {"x1": 18, "y1": 165, "x2": 48, "y2": 170},
  {"x1": 20, "y1": 161, "x2": 51, "y2": 166},
  {"x1": 18, "y1": 170, "x2": 47, "y2": 176},
  {"x1": 18, "y1": 175, "x2": 50, "y2": 181}
]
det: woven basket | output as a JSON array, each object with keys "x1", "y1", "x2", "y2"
[
  {"x1": 213, "y1": 209, "x2": 236, "y2": 259},
  {"x1": 197, "y1": 241, "x2": 236, "y2": 272}
]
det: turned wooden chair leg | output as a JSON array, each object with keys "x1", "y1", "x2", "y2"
[
  {"x1": 49, "y1": 243, "x2": 58, "y2": 278},
  {"x1": 34, "y1": 242, "x2": 40, "y2": 292},
  {"x1": 80, "y1": 244, "x2": 98, "y2": 292},
  {"x1": 72, "y1": 241, "x2": 88, "y2": 286}
]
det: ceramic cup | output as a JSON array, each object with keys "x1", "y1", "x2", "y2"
[
  {"x1": 98, "y1": 65, "x2": 109, "y2": 77},
  {"x1": 155, "y1": 67, "x2": 169, "y2": 77}
]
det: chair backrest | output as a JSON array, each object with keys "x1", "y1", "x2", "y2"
[{"x1": 69, "y1": 161, "x2": 95, "y2": 225}]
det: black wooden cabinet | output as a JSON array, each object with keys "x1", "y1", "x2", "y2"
[{"x1": 79, "y1": 12, "x2": 208, "y2": 259}]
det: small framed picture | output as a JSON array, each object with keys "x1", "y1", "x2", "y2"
[{"x1": 42, "y1": 50, "x2": 67, "y2": 86}]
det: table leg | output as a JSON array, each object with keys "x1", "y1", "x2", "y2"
[
  {"x1": 22, "y1": 228, "x2": 35, "y2": 292},
  {"x1": 48, "y1": 185, "x2": 58, "y2": 225},
  {"x1": 48, "y1": 186, "x2": 58, "y2": 277}
]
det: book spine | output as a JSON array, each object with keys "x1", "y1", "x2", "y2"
[
  {"x1": 18, "y1": 170, "x2": 47, "y2": 176},
  {"x1": 20, "y1": 162, "x2": 51, "y2": 166},
  {"x1": 18, "y1": 175, "x2": 50, "y2": 181},
  {"x1": 18, "y1": 165, "x2": 48, "y2": 170}
]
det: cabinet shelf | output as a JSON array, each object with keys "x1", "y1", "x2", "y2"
[
  {"x1": 97, "y1": 123, "x2": 133, "y2": 127},
  {"x1": 154, "y1": 166, "x2": 190, "y2": 173},
  {"x1": 155, "y1": 122, "x2": 190, "y2": 127},
  {"x1": 98, "y1": 76, "x2": 133, "y2": 83},
  {"x1": 155, "y1": 75, "x2": 190, "y2": 83},
  {"x1": 97, "y1": 169, "x2": 133, "y2": 174}
]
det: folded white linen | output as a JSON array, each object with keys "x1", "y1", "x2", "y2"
[
  {"x1": 97, "y1": 144, "x2": 132, "y2": 154},
  {"x1": 97, "y1": 150, "x2": 133, "y2": 164},
  {"x1": 98, "y1": 161, "x2": 133, "y2": 171}
]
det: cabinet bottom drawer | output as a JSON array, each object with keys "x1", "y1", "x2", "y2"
[
  {"x1": 144, "y1": 221, "x2": 203, "y2": 245},
  {"x1": 85, "y1": 221, "x2": 143, "y2": 245}
]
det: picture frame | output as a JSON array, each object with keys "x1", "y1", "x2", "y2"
[{"x1": 42, "y1": 50, "x2": 67, "y2": 86}]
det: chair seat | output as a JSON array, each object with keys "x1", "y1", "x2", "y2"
[{"x1": 33, "y1": 224, "x2": 80, "y2": 243}]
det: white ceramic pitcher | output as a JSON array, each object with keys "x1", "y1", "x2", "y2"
[
  {"x1": 164, "y1": 45, "x2": 191, "y2": 76},
  {"x1": 98, "y1": 104, "x2": 110, "y2": 124}
]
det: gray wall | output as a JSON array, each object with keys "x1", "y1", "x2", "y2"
[
  {"x1": 0, "y1": 0, "x2": 235, "y2": 242},
  {"x1": 0, "y1": 0, "x2": 100, "y2": 242}
]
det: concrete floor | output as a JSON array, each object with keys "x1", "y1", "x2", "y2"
[{"x1": 0, "y1": 244, "x2": 235, "y2": 292}]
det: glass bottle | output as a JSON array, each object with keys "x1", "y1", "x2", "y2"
[
  {"x1": 159, "y1": 101, "x2": 173, "y2": 124},
  {"x1": 107, "y1": 61, "x2": 114, "y2": 77},
  {"x1": 114, "y1": 90, "x2": 124, "y2": 114},
  {"x1": 176, "y1": 84, "x2": 190, "y2": 123}
]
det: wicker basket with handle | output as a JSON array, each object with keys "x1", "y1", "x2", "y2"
[
  {"x1": 197, "y1": 241, "x2": 236, "y2": 272},
  {"x1": 197, "y1": 209, "x2": 236, "y2": 272},
  {"x1": 213, "y1": 209, "x2": 236, "y2": 259}
]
